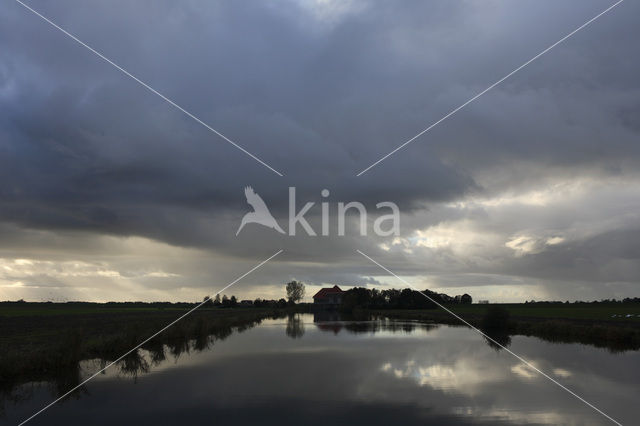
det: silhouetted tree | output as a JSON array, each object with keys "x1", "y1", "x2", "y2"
[
  {"x1": 480, "y1": 306, "x2": 512, "y2": 351},
  {"x1": 285, "y1": 281, "x2": 305, "y2": 304},
  {"x1": 339, "y1": 287, "x2": 443, "y2": 311}
]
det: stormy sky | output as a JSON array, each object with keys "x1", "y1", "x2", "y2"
[{"x1": 1, "y1": 0, "x2": 638, "y2": 302}]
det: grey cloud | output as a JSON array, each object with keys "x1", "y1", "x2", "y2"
[{"x1": 1, "y1": 0, "x2": 639, "y2": 301}]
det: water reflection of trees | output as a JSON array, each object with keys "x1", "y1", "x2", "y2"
[
  {"x1": 312, "y1": 312, "x2": 512, "y2": 352},
  {"x1": 0, "y1": 313, "x2": 286, "y2": 417},
  {"x1": 480, "y1": 306, "x2": 512, "y2": 351},
  {"x1": 483, "y1": 332, "x2": 512, "y2": 351},
  {"x1": 0, "y1": 365, "x2": 86, "y2": 418},
  {"x1": 285, "y1": 314, "x2": 305, "y2": 339},
  {"x1": 313, "y1": 312, "x2": 440, "y2": 335},
  {"x1": 311, "y1": 310, "x2": 512, "y2": 350}
]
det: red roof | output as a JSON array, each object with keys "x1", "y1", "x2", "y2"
[{"x1": 313, "y1": 285, "x2": 343, "y2": 299}]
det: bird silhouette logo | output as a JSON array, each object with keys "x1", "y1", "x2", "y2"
[{"x1": 236, "y1": 186, "x2": 285, "y2": 236}]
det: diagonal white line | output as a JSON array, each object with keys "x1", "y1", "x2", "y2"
[
  {"x1": 18, "y1": 249, "x2": 284, "y2": 426},
  {"x1": 356, "y1": 249, "x2": 622, "y2": 426},
  {"x1": 15, "y1": 0, "x2": 284, "y2": 177},
  {"x1": 356, "y1": 0, "x2": 624, "y2": 176}
]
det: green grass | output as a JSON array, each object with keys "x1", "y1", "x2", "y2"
[
  {"x1": 4, "y1": 302, "x2": 638, "y2": 321},
  {"x1": 0, "y1": 303, "x2": 195, "y2": 317},
  {"x1": 369, "y1": 303, "x2": 640, "y2": 324},
  {"x1": 446, "y1": 303, "x2": 640, "y2": 322},
  {"x1": 0, "y1": 306, "x2": 183, "y2": 317},
  {"x1": 369, "y1": 303, "x2": 640, "y2": 352}
]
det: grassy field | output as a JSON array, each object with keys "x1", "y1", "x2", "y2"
[
  {"x1": 3, "y1": 301, "x2": 638, "y2": 320},
  {"x1": 369, "y1": 302, "x2": 640, "y2": 352},
  {"x1": 368, "y1": 302, "x2": 640, "y2": 324},
  {"x1": 0, "y1": 302, "x2": 200, "y2": 317},
  {"x1": 446, "y1": 302, "x2": 640, "y2": 322},
  {"x1": 0, "y1": 303, "x2": 297, "y2": 353}
]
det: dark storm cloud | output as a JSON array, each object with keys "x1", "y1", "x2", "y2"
[
  {"x1": 1, "y1": 0, "x2": 639, "y2": 300},
  {"x1": 0, "y1": 0, "x2": 483, "y2": 246}
]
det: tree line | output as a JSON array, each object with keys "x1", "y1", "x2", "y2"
[
  {"x1": 340, "y1": 287, "x2": 471, "y2": 310},
  {"x1": 204, "y1": 294, "x2": 290, "y2": 308}
]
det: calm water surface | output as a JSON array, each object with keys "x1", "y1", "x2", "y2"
[{"x1": 3, "y1": 314, "x2": 639, "y2": 425}]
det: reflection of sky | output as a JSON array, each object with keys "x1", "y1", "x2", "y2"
[{"x1": 5, "y1": 315, "x2": 639, "y2": 425}]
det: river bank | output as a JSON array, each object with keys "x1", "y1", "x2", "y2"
[
  {"x1": 0, "y1": 303, "x2": 306, "y2": 395},
  {"x1": 366, "y1": 304, "x2": 640, "y2": 351}
]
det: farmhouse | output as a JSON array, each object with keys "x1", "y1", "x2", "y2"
[{"x1": 313, "y1": 285, "x2": 344, "y2": 306}]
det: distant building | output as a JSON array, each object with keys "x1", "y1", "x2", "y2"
[
  {"x1": 313, "y1": 285, "x2": 344, "y2": 306},
  {"x1": 239, "y1": 300, "x2": 253, "y2": 306},
  {"x1": 478, "y1": 300, "x2": 489, "y2": 304}
]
